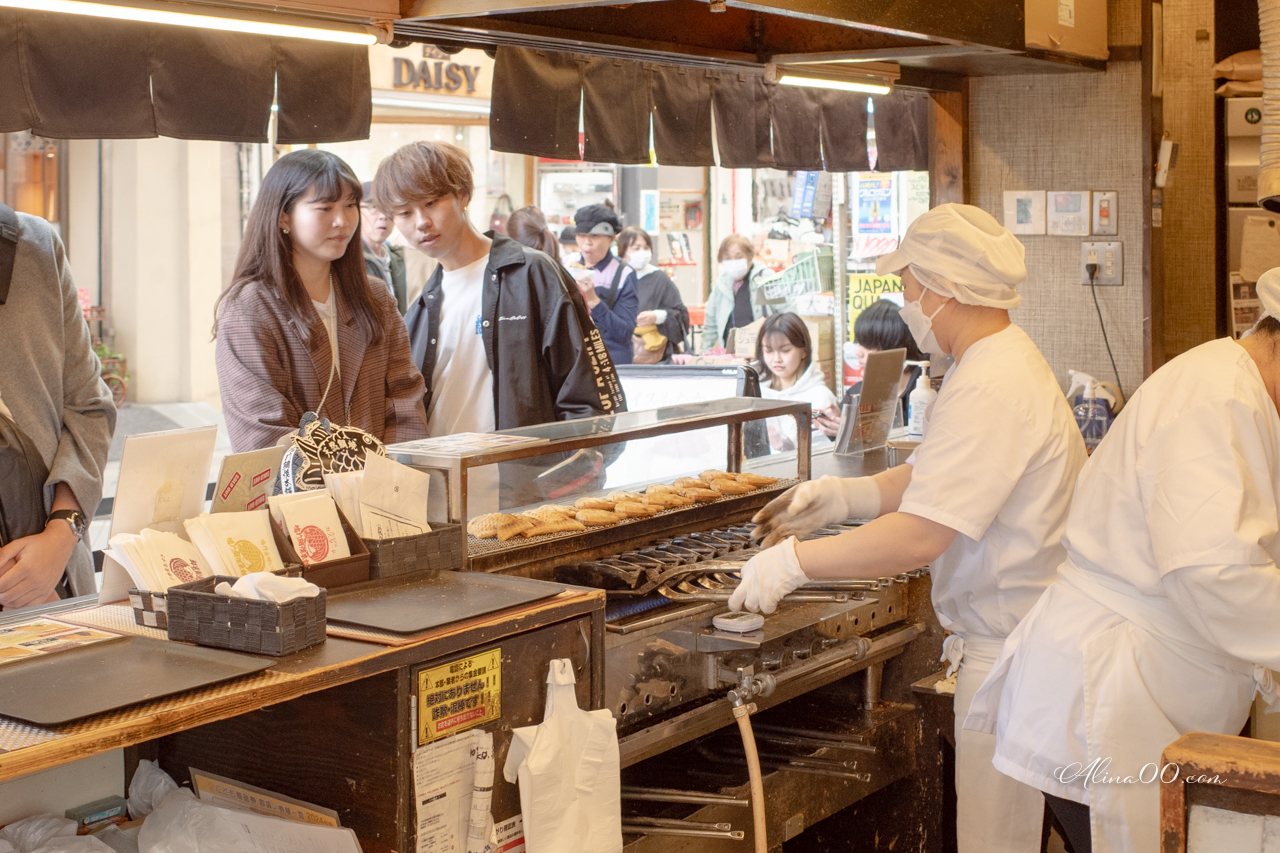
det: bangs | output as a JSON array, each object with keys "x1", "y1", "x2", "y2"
[{"x1": 304, "y1": 166, "x2": 362, "y2": 205}]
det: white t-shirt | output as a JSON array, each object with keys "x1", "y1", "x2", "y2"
[
  {"x1": 426, "y1": 253, "x2": 495, "y2": 437},
  {"x1": 312, "y1": 288, "x2": 340, "y2": 381},
  {"x1": 899, "y1": 324, "x2": 1086, "y2": 640}
]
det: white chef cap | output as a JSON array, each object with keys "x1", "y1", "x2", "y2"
[
  {"x1": 876, "y1": 203, "x2": 1027, "y2": 309},
  {"x1": 1258, "y1": 268, "x2": 1280, "y2": 320}
]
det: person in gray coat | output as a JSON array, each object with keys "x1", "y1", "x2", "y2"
[{"x1": 0, "y1": 206, "x2": 116, "y2": 607}]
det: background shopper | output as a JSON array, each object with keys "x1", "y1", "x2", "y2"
[
  {"x1": 570, "y1": 204, "x2": 639, "y2": 366},
  {"x1": 816, "y1": 299, "x2": 924, "y2": 438},
  {"x1": 360, "y1": 182, "x2": 408, "y2": 316},
  {"x1": 214, "y1": 150, "x2": 427, "y2": 453},
  {"x1": 616, "y1": 225, "x2": 688, "y2": 362},
  {"x1": 507, "y1": 205, "x2": 563, "y2": 260},
  {"x1": 755, "y1": 312, "x2": 838, "y2": 452},
  {"x1": 701, "y1": 234, "x2": 772, "y2": 352},
  {"x1": 0, "y1": 203, "x2": 116, "y2": 607}
]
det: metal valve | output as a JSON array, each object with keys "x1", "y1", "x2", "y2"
[{"x1": 726, "y1": 665, "x2": 776, "y2": 707}]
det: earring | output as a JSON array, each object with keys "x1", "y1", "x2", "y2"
[{"x1": 282, "y1": 228, "x2": 290, "y2": 235}]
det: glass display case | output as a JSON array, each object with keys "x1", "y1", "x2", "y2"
[{"x1": 388, "y1": 398, "x2": 812, "y2": 573}]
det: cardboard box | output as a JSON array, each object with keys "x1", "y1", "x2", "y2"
[
  {"x1": 730, "y1": 316, "x2": 767, "y2": 357},
  {"x1": 801, "y1": 315, "x2": 835, "y2": 361},
  {"x1": 1227, "y1": 98, "x2": 1264, "y2": 137},
  {"x1": 1230, "y1": 164, "x2": 1261, "y2": 205},
  {"x1": 1025, "y1": 0, "x2": 1108, "y2": 60}
]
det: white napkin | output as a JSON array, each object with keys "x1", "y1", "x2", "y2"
[{"x1": 213, "y1": 573, "x2": 321, "y2": 602}]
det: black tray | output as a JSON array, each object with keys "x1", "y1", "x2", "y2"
[
  {"x1": 0, "y1": 635, "x2": 274, "y2": 726},
  {"x1": 324, "y1": 571, "x2": 567, "y2": 635}
]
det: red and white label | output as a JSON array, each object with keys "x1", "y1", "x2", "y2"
[
  {"x1": 293, "y1": 524, "x2": 331, "y2": 564},
  {"x1": 251, "y1": 468, "x2": 273, "y2": 488},
  {"x1": 220, "y1": 472, "x2": 241, "y2": 501}
]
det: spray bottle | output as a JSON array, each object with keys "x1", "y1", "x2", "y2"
[
  {"x1": 1072, "y1": 379, "x2": 1109, "y2": 453},
  {"x1": 907, "y1": 362, "x2": 936, "y2": 441}
]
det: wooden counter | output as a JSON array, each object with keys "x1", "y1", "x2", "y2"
[{"x1": 0, "y1": 585, "x2": 605, "y2": 786}]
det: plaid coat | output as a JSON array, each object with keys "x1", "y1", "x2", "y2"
[{"x1": 216, "y1": 277, "x2": 428, "y2": 452}]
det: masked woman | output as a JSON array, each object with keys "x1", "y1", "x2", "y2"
[
  {"x1": 214, "y1": 150, "x2": 427, "y2": 452},
  {"x1": 966, "y1": 267, "x2": 1280, "y2": 853},
  {"x1": 701, "y1": 234, "x2": 773, "y2": 352}
]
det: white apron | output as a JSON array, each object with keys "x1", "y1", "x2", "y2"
[
  {"x1": 968, "y1": 560, "x2": 1278, "y2": 853},
  {"x1": 945, "y1": 633, "x2": 1045, "y2": 853}
]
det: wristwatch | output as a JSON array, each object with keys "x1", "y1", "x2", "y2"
[{"x1": 48, "y1": 509, "x2": 88, "y2": 539}]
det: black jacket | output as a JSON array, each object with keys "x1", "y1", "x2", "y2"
[
  {"x1": 405, "y1": 233, "x2": 626, "y2": 431},
  {"x1": 635, "y1": 268, "x2": 689, "y2": 361}
]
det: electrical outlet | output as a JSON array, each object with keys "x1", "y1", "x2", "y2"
[{"x1": 1081, "y1": 241, "x2": 1123, "y2": 285}]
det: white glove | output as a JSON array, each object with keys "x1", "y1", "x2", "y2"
[
  {"x1": 729, "y1": 536, "x2": 809, "y2": 614},
  {"x1": 751, "y1": 475, "x2": 881, "y2": 548}
]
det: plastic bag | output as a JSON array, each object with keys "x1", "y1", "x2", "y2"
[
  {"x1": 0, "y1": 816, "x2": 76, "y2": 852},
  {"x1": 127, "y1": 760, "x2": 178, "y2": 819},
  {"x1": 136, "y1": 790, "x2": 255, "y2": 853},
  {"x1": 502, "y1": 659, "x2": 622, "y2": 853}
]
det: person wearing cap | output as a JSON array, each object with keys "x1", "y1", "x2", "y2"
[
  {"x1": 570, "y1": 204, "x2": 639, "y2": 366},
  {"x1": 962, "y1": 268, "x2": 1280, "y2": 853},
  {"x1": 360, "y1": 182, "x2": 408, "y2": 315},
  {"x1": 736, "y1": 204, "x2": 1087, "y2": 853}
]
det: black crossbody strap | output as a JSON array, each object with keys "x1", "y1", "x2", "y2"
[{"x1": 0, "y1": 203, "x2": 18, "y2": 305}]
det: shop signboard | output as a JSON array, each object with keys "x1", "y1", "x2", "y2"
[
  {"x1": 418, "y1": 648, "x2": 503, "y2": 745},
  {"x1": 848, "y1": 273, "x2": 902, "y2": 327},
  {"x1": 857, "y1": 174, "x2": 894, "y2": 234},
  {"x1": 371, "y1": 45, "x2": 493, "y2": 99}
]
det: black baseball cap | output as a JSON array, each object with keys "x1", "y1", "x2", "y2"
[
  {"x1": 559, "y1": 225, "x2": 578, "y2": 245},
  {"x1": 574, "y1": 204, "x2": 622, "y2": 237}
]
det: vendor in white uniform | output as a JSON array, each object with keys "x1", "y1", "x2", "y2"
[
  {"x1": 966, "y1": 268, "x2": 1280, "y2": 853},
  {"x1": 733, "y1": 204, "x2": 1086, "y2": 853}
]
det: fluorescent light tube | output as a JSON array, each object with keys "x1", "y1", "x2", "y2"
[
  {"x1": 777, "y1": 74, "x2": 891, "y2": 95},
  {"x1": 0, "y1": 0, "x2": 378, "y2": 44}
]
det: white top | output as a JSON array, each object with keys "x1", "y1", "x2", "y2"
[
  {"x1": 966, "y1": 338, "x2": 1280, "y2": 851},
  {"x1": 311, "y1": 289, "x2": 340, "y2": 379},
  {"x1": 899, "y1": 324, "x2": 1086, "y2": 639},
  {"x1": 426, "y1": 253, "x2": 495, "y2": 438},
  {"x1": 759, "y1": 362, "x2": 839, "y2": 451}
]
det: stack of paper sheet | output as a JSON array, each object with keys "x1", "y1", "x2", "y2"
[
  {"x1": 184, "y1": 511, "x2": 286, "y2": 577},
  {"x1": 106, "y1": 528, "x2": 214, "y2": 592}
]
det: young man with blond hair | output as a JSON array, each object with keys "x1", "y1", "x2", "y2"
[{"x1": 372, "y1": 142, "x2": 625, "y2": 501}]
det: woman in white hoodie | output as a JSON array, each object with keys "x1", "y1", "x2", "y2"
[{"x1": 755, "y1": 312, "x2": 839, "y2": 452}]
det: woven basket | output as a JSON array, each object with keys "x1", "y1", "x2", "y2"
[
  {"x1": 128, "y1": 588, "x2": 169, "y2": 630},
  {"x1": 362, "y1": 522, "x2": 463, "y2": 580},
  {"x1": 165, "y1": 575, "x2": 326, "y2": 656}
]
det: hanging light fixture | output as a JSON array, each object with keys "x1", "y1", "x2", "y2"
[
  {"x1": 0, "y1": 0, "x2": 384, "y2": 45},
  {"x1": 766, "y1": 63, "x2": 897, "y2": 95}
]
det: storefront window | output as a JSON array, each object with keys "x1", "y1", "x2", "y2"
[{"x1": 3, "y1": 131, "x2": 62, "y2": 226}]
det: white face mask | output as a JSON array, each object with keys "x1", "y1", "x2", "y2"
[
  {"x1": 626, "y1": 249, "x2": 652, "y2": 271},
  {"x1": 899, "y1": 291, "x2": 948, "y2": 354},
  {"x1": 721, "y1": 258, "x2": 750, "y2": 281}
]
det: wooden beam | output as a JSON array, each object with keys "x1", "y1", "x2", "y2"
[
  {"x1": 402, "y1": 0, "x2": 654, "y2": 19},
  {"x1": 928, "y1": 86, "x2": 966, "y2": 207}
]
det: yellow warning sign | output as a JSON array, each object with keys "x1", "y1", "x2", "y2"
[{"x1": 418, "y1": 648, "x2": 502, "y2": 745}]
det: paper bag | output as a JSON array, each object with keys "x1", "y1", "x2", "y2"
[
  {"x1": 503, "y1": 659, "x2": 622, "y2": 853},
  {"x1": 1240, "y1": 215, "x2": 1280, "y2": 283}
]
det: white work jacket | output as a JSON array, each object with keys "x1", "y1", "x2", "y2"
[
  {"x1": 966, "y1": 337, "x2": 1280, "y2": 853},
  {"x1": 900, "y1": 324, "x2": 1086, "y2": 643}
]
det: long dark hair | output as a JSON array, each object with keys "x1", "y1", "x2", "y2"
[
  {"x1": 507, "y1": 206, "x2": 561, "y2": 257},
  {"x1": 214, "y1": 150, "x2": 382, "y2": 343},
  {"x1": 755, "y1": 312, "x2": 813, "y2": 389}
]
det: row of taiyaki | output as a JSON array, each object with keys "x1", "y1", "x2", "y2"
[{"x1": 465, "y1": 470, "x2": 780, "y2": 541}]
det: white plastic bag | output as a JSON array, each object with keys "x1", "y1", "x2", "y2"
[
  {"x1": 136, "y1": 790, "x2": 255, "y2": 853},
  {"x1": 0, "y1": 816, "x2": 76, "y2": 852},
  {"x1": 502, "y1": 659, "x2": 622, "y2": 853},
  {"x1": 127, "y1": 760, "x2": 178, "y2": 819}
]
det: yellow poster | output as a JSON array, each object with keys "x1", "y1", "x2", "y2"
[
  {"x1": 848, "y1": 274, "x2": 903, "y2": 329},
  {"x1": 418, "y1": 648, "x2": 502, "y2": 745}
]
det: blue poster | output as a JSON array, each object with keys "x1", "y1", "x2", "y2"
[
  {"x1": 790, "y1": 171, "x2": 820, "y2": 218},
  {"x1": 857, "y1": 175, "x2": 894, "y2": 234}
]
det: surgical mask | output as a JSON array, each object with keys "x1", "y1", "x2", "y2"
[
  {"x1": 721, "y1": 258, "x2": 749, "y2": 281},
  {"x1": 626, "y1": 249, "x2": 651, "y2": 271},
  {"x1": 900, "y1": 292, "x2": 948, "y2": 354}
]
